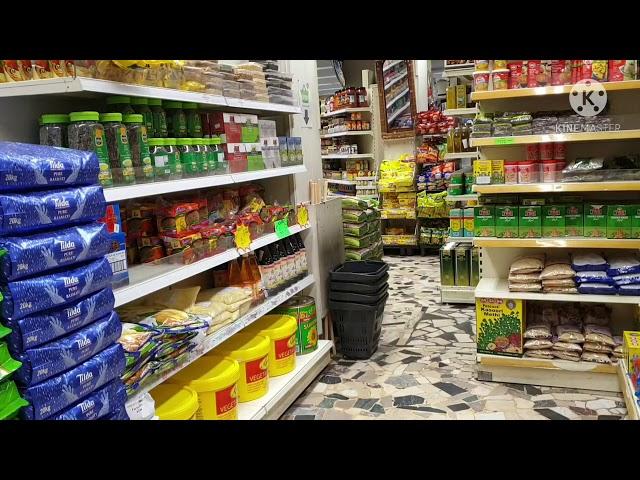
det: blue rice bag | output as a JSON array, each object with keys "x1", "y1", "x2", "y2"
[
  {"x1": 571, "y1": 252, "x2": 608, "y2": 272},
  {"x1": 0, "y1": 257, "x2": 112, "y2": 321},
  {"x1": 52, "y1": 380, "x2": 126, "y2": 420},
  {"x1": 15, "y1": 311, "x2": 121, "y2": 386},
  {"x1": 577, "y1": 283, "x2": 618, "y2": 295},
  {"x1": 104, "y1": 406, "x2": 130, "y2": 420},
  {"x1": 574, "y1": 271, "x2": 615, "y2": 285},
  {"x1": 0, "y1": 223, "x2": 110, "y2": 281},
  {"x1": 0, "y1": 141, "x2": 99, "y2": 191},
  {"x1": 0, "y1": 185, "x2": 105, "y2": 236},
  {"x1": 606, "y1": 254, "x2": 640, "y2": 277},
  {"x1": 612, "y1": 273, "x2": 640, "y2": 286},
  {"x1": 618, "y1": 284, "x2": 640, "y2": 296},
  {"x1": 21, "y1": 343, "x2": 125, "y2": 420},
  {"x1": 5, "y1": 288, "x2": 114, "y2": 353}
]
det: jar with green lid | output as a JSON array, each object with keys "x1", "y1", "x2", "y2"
[
  {"x1": 200, "y1": 138, "x2": 217, "y2": 173},
  {"x1": 148, "y1": 98, "x2": 168, "y2": 138},
  {"x1": 68, "y1": 111, "x2": 113, "y2": 187},
  {"x1": 100, "y1": 112, "x2": 135, "y2": 185},
  {"x1": 123, "y1": 114, "x2": 154, "y2": 182},
  {"x1": 211, "y1": 137, "x2": 227, "y2": 174},
  {"x1": 39, "y1": 114, "x2": 69, "y2": 148},
  {"x1": 192, "y1": 139, "x2": 209, "y2": 176},
  {"x1": 148, "y1": 138, "x2": 171, "y2": 181},
  {"x1": 182, "y1": 102, "x2": 203, "y2": 138},
  {"x1": 176, "y1": 138, "x2": 198, "y2": 177},
  {"x1": 105, "y1": 95, "x2": 135, "y2": 115},
  {"x1": 164, "y1": 101, "x2": 187, "y2": 138},
  {"x1": 163, "y1": 138, "x2": 183, "y2": 178},
  {"x1": 130, "y1": 98, "x2": 154, "y2": 137}
]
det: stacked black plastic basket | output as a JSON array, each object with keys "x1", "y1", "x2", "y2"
[{"x1": 328, "y1": 261, "x2": 389, "y2": 359}]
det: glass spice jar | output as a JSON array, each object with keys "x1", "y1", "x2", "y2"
[
  {"x1": 68, "y1": 111, "x2": 113, "y2": 187},
  {"x1": 148, "y1": 138, "x2": 171, "y2": 181},
  {"x1": 356, "y1": 87, "x2": 368, "y2": 107},
  {"x1": 105, "y1": 95, "x2": 135, "y2": 115},
  {"x1": 100, "y1": 112, "x2": 135, "y2": 185},
  {"x1": 123, "y1": 114, "x2": 154, "y2": 182},
  {"x1": 164, "y1": 100, "x2": 188, "y2": 138},
  {"x1": 39, "y1": 114, "x2": 69, "y2": 147},
  {"x1": 176, "y1": 138, "x2": 198, "y2": 177},
  {"x1": 130, "y1": 97, "x2": 154, "y2": 137},
  {"x1": 163, "y1": 138, "x2": 183, "y2": 179},
  {"x1": 183, "y1": 102, "x2": 203, "y2": 138},
  {"x1": 148, "y1": 98, "x2": 168, "y2": 138},
  {"x1": 192, "y1": 138, "x2": 209, "y2": 176}
]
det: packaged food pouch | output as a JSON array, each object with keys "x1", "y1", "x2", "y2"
[
  {"x1": 0, "y1": 223, "x2": 110, "y2": 282},
  {"x1": 15, "y1": 311, "x2": 122, "y2": 386},
  {"x1": 508, "y1": 282, "x2": 542, "y2": 292},
  {"x1": 542, "y1": 278, "x2": 576, "y2": 287},
  {"x1": 584, "y1": 324, "x2": 615, "y2": 346},
  {"x1": 540, "y1": 261, "x2": 575, "y2": 280},
  {"x1": 524, "y1": 349, "x2": 554, "y2": 359},
  {"x1": 196, "y1": 286, "x2": 252, "y2": 305},
  {"x1": 509, "y1": 254, "x2": 545, "y2": 274},
  {"x1": 118, "y1": 323, "x2": 159, "y2": 369},
  {"x1": 524, "y1": 323, "x2": 552, "y2": 340},
  {"x1": 0, "y1": 257, "x2": 112, "y2": 321},
  {"x1": 606, "y1": 254, "x2": 640, "y2": 276},
  {"x1": 571, "y1": 252, "x2": 608, "y2": 272},
  {"x1": 508, "y1": 273, "x2": 541, "y2": 283},
  {"x1": 581, "y1": 351, "x2": 611, "y2": 364},
  {"x1": 612, "y1": 273, "x2": 640, "y2": 286},
  {"x1": 0, "y1": 141, "x2": 99, "y2": 191},
  {"x1": 583, "y1": 342, "x2": 613, "y2": 354},
  {"x1": 341, "y1": 197, "x2": 368, "y2": 211},
  {"x1": 618, "y1": 284, "x2": 640, "y2": 295},
  {"x1": 4, "y1": 288, "x2": 115, "y2": 353},
  {"x1": 342, "y1": 209, "x2": 367, "y2": 223},
  {"x1": 556, "y1": 324, "x2": 585, "y2": 344},
  {"x1": 577, "y1": 283, "x2": 617, "y2": 295},
  {"x1": 22, "y1": 343, "x2": 126, "y2": 420},
  {"x1": 558, "y1": 304, "x2": 581, "y2": 325},
  {"x1": 552, "y1": 350, "x2": 580, "y2": 361},
  {"x1": 138, "y1": 309, "x2": 209, "y2": 335},
  {"x1": 574, "y1": 271, "x2": 614, "y2": 285},
  {"x1": 143, "y1": 286, "x2": 201, "y2": 311},
  {"x1": 552, "y1": 341, "x2": 583, "y2": 353},
  {"x1": 0, "y1": 185, "x2": 106, "y2": 235},
  {"x1": 543, "y1": 286, "x2": 578, "y2": 294},
  {"x1": 343, "y1": 223, "x2": 368, "y2": 237},
  {"x1": 524, "y1": 339, "x2": 553, "y2": 350},
  {"x1": 52, "y1": 379, "x2": 126, "y2": 420}
]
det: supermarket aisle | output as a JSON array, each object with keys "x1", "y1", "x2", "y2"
[{"x1": 283, "y1": 255, "x2": 627, "y2": 420}]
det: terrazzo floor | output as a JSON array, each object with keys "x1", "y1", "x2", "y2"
[{"x1": 282, "y1": 255, "x2": 627, "y2": 420}]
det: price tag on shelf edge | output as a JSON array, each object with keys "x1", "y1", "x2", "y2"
[
  {"x1": 494, "y1": 137, "x2": 515, "y2": 145},
  {"x1": 275, "y1": 219, "x2": 291, "y2": 239},
  {"x1": 297, "y1": 204, "x2": 309, "y2": 227},
  {"x1": 234, "y1": 224, "x2": 252, "y2": 251}
]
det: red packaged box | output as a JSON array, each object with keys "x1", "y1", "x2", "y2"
[
  {"x1": 508, "y1": 61, "x2": 527, "y2": 89},
  {"x1": 539, "y1": 143, "x2": 554, "y2": 161},
  {"x1": 156, "y1": 202, "x2": 201, "y2": 237},
  {"x1": 210, "y1": 112, "x2": 243, "y2": 143},
  {"x1": 609, "y1": 60, "x2": 625, "y2": 82},
  {"x1": 551, "y1": 60, "x2": 571, "y2": 86},
  {"x1": 162, "y1": 232, "x2": 205, "y2": 265},
  {"x1": 224, "y1": 143, "x2": 248, "y2": 173},
  {"x1": 137, "y1": 236, "x2": 165, "y2": 263}
]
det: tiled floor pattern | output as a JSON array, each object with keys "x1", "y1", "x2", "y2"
[{"x1": 282, "y1": 255, "x2": 627, "y2": 420}]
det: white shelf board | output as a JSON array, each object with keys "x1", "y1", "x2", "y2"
[
  {"x1": 321, "y1": 154, "x2": 373, "y2": 159},
  {"x1": 475, "y1": 277, "x2": 640, "y2": 304},
  {"x1": 113, "y1": 224, "x2": 309, "y2": 307},
  {"x1": 446, "y1": 194, "x2": 478, "y2": 202},
  {"x1": 125, "y1": 274, "x2": 316, "y2": 408},
  {"x1": 446, "y1": 237, "x2": 474, "y2": 243},
  {"x1": 440, "y1": 285, "x2": 476, "y2": 304},
  {"x1": 444, "y1": 151, "x2": 479, "y2": 160},
  {"x1": 442, "y1": 66, "x2": 475, "y2": 78},
  {"x1": 388, "y1": 102, "x2": 410, "y2": 123},
  {"x1": 355, "y1": 185, "x2": 376, "y2": 190},
  {"x1": 231, "y1": 165, "x2": 306, "y2": 183},
  {"x1": 382, "y1": 60, "x2": 404, "y2": 73},
  {"x1": 238, "y1": 340, "x2": 332, "y2": 420},
  {"x1": 324, "y1": 178, "x2": 355, "y2": 185},
  {"x1": 384, "y1": 71, "x2": 408, "y2": 91},
  {"x1": 386, "y1": 87, "x2": 410, "y2": 109},
  {"x1": 443, "y1": 107, "x2": 478, "y2": 116},
  {"x1": 321, "y1": 107, "x2": 370, "y2": 118},
  {"x1": 0, "y1": 77, "x2": 302, "y2": 114},
  {"x1": 320, "y1": 131, "x2": 373, "y2": 139}
]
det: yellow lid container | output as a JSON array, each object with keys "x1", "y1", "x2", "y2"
[
  {"x1": 170, "y1": 356, "x2": 240, "y2": 420},
  {"x1": 246, "y1": 314, "x2": 297, "y2": 377},
  {"x1": 150, "y1": 384, "x2": 199, "y2": 420},
  {"x1": 217, "y1": 333, "x2": 270, "y2": 403}
]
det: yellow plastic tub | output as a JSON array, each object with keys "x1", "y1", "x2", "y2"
[
  {"x1": 246, "y1": 314, "x2": 297, "y2": 377},
  {"x1": 150, "y1": 384, "x2": 199, "y2": 420},
  {"x1": 170, "y1": 356, "x2": 240, "y2": 420},
  {"x1": 217, "y1": 333, "x2": 270, "y2": 403}
]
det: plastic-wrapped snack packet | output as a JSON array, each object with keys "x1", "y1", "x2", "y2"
[
  {"x1": 15, "y1": 311, "x2": 122, "y2": 386},
  {"x1": 524, "y1": 349, "x2": 554, "y2": 359},
  {"x1": 574, "y1": 271, "x2": 614, "y2": 285},
  {"x1": 0, "y1": 257, "x2": 112, "y2": 321},
  {"x1": 138, "y1": 309, "x2": 209, "y2": 335},
  {"x1": 612, "y1": 273, "x2": 640, "y2": 286},
  {"x1": 556, "y1": 324, "x2": 585, "y2": 344},
  {"x1": 584, "y1": 324, "x2": 615, "y2": 346},
  {"x1": 523, "y1": 339, "x2": 553, "y2": 350},
  {"x1": 52, "y1": 379, "x2": 126, "y2": 420},
  {"x1": 606, "y1": 254, "x2": 640, "y2": 276},
  {"x1": 5, "y1": 288, "x2": 114, "y2": 353},
  {"x1": 0, "y1": 185, "x2": 106, "y2": 235},
  {"x1": 0, "y1": 223, "x2": 111, "y2": 282},
  {"x1": 22, "y1": 343, "x2": 125, "y2": 420},
  {"x1": 524, "y1": 323, "x2": 552, "y2": 340},
  {"x1": 571, "y1": 252, "x2": 608, "y2": 272},
  {"x1": 581, "y1": 351, "x2": 611, "y2": 364},
  {"x1": 618, "y1": 284, "x2": 640, "y2": 296},
  {"x1": 0, "y1": 141, "x2": 99, "y2": 191},
  {"x1": 118, "y1": 323, "x2": 160, "y2": 370},
  {"x1": 577, "y1": 283, "x2": 617, "y2": 295}
]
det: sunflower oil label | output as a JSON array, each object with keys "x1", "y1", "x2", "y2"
[
  {"x1": 215, "y1": 383, "x2": 238, "y2": 420},
  {"x1": 274, "y1": 335, "x2": 296, "y2": 370},
  {"x1": 245, "y1": 355, "x2": 268, "y2": 393}
]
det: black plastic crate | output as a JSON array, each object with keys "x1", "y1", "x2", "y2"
[
  {"x1": 329, "y1": 261, "x2": 388, "y2": 284},
  {"x1": 329, "y1": 273, "x2": 389, "y2": 294},
  {"x1": 329, "y1": 283, "x2": 388, "y2": 304}
]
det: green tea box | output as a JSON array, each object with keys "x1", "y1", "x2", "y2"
[
  {"x1": 632, "y1": 205, "x2": 640, "y2": 239},
  {"x1": 470, "y1": 246, "x2": 480, "y2": 287},
  {"x1": 454, "y1": 245, "x2": 471, "y2": 287},
  {"x1": 519, "y1": 206, "x2": 541, "y2": 238},
  {"x1": 495, "y1": 206, "x2": 518, "y2": 238},
  {"x1": 542, "y1": 205, "x2": 566, "y2": 237},
  {"x1": 607, "y1": 205, "x2": 632, "y2": 239},
  {"x1": 474, "y1": 205, "x2": 495, "y2": 237},
  {"x1": 440, "y1": 243, "x2": 456, "y2": 286},
  {"x1": 565, "y1": 204, "x2": 584, "y2": 237},
  {"x1": 584, "y1": 204, "x2": 607, "y2": 238}
]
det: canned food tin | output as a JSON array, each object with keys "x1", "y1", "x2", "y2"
[{"x1": 273, "y1": 295, "x2": 318, "y2": 355}]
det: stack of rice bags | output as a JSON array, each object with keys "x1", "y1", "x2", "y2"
[
  {"x1": 0, "y1": 142, "x2": 127, "y2": 421},
  {"x1": 508, "y1": 254, "x2": 544, "y2": 292},
  {"x1": 607, "y1": 253, "x2": 640, "y2": 296},
  {"x1": 572, "y1": 252, "x2": 617, "y2": 295},
  {"x1": 540, "y1": 255, "x2": 577, "y2": 294},
  {"x1": 342, "y1": 198, "x2": 383, "y2": 262},
  {"x1": 233, "y1": 63, "x2": 268, "y2": 102}
]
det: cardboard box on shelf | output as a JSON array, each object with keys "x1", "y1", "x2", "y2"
[
  {"x1": 224, "y1": 143, "x2": 248, "y2": 173},
  {"x1": 473, "y1": 160, "x2": 492, "y2": 185},
  {"x1": 542, "y1": 205, "x2": 566, "y2": 238},
  {"x1": 491, "y1": 160, "x2": 504, "y2": 185},
  {"x1": 607, "y1": 205, "x2": 632, "y2": 239},
  {"x1": 261, "y1": 137, "x2": 281, "y2": 169},
  {"x1": 210, "y1": 112, "x2": 243, "y2": 143},
  {"x1": 455, "y1": 84, "x2": 467, "y2": 109},
  {"x1": 584, "y1": 204, "x2": 607, "y2": 238},
  {"x1": 565, "y1": 203, "x2": 584, "y2": 237},
  {"x1": 454, "y1": 245, "x2": 471, "y2": 287},
  {"x1": 440, "y1": 243, "x2": 455, "y2": 286},
  {"x1": 519, "y1": 206, "x2": 541, "y2": 238},
  {"x1": 632, "y1": 205, "x2": 640, "y2": 239},
  {"x1": 258, "y1": 119, "x2": 277, "y2": 138},
  {"x1": 446, "y1": 86, "x2": 456, "y2": 110},
  {"x1": 476, "y1": 297, "x2": 524, "y2": 357},
  {"x1": 246, "y1": 143, "x2": 265, "y2": 171},
  {"x1": 495, "y1": 206, "x2": 518, "y2": 238},
  {"x1": 277, "y1": 136, "x2": 289, "y2": 166},
  {"x1": 474, "y1": 205, "x2": 495, "y2": 237}
]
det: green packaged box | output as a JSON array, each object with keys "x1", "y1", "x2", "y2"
[
  {"x1": 632, "y1": 205, "x2": 640, "y2": 239},
  {"x1": 440, "y1": 244, "x2": 456, "y2": 286},
  {"x1": 521, "y1": 197, "x2": 546, "y2": 206},
  {"x1": 565, "y1": 204, "x2": 584, "y2": 237},
  {"x1": 471, "y1": 246, "x2": 480, "y2": 287},
  {"x1": 495, "y1": 206, "x2": 518, "y2": 238},
  {"x1": 542, "y1": 205, "x2": 566, "y2": 237},
  {"x1": 474, "y1": 205, "x2": 495, "y2": 237},
  {"x1": 607, "y1": 204, "x2": 632, "y2": 239},
  {"x1": 519, "y1": 206, "x2": 541, "y2": 238},
  {"x1": 454, "y1": 246, "x2": 471, "y2": 287},
  {"x1": 584, "y1": 204, "x2": 607, "y2": 238}
]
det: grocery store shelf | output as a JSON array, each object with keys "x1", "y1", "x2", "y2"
[
  {"x1": 356, "y1": 176, "x2": 377, "y2": 181},
  {"x1": 388, "y1": 103, "x2": 410, "y2": 123},
  {"x1": 320, "y1": 131, "x2": 373, "y2": 139},
  {"x1": 471, "y1": 79, "x2": 640, "y2": 102},
  {"x1": 477, "y1": 353, "x2": 620, "y2": 392},
  {"x1": 471, "y1": 129, "x2": 640, "y2": 147},
  {"x1": 103, "y1": 166, "x2": 306, "y2": 202},
  {"x1": 475, "y1": 277, "x2": 640, "y2": 304},
  {"x1": 125, "y1": 274, "x2": 316, "y2": 408},
  {"x1": 618, "y1": 361, "x2": 640, "y2": 420},
  {"x1": 442, "y1": 66, "x2": 475, "y2": 78},
  {"x1": 0, "y1": 77, "x2": 302, "y2": 114},
  {"x1": 386, "y1": 88, "x2": 410, "y2": 109},
  {"x1": 384, "y1": 71, "x2": 408, "y2": 90},
  {"x1": 444, "y1": 151, "x2": 479, "y2": 160},
  {"x1": 382, "y1": 235, "x2": 417, "y2": 247},
  {"x1": 355, "y1": 185, "x2": 376, "y2": 190},
  {"x1": 473, "y1": 181, "x2": 640, "y2": 194},
  {"x1": 421, "y1": 133, "x2": 448, "y2": 139},
  {"x1": 113, "y1": 224, "x2": 309, "y2": 307},
  {"x1": 474, "y1": 237, "x2": 640, "y2": 249},
  {"x1": 446, "y1": 237, "x2": 474, "y2": 243},
  {"x1": 440, "y1": 285, "x2": 476, "y2": 304},
  {"x1": 446, "y1": 194, "x2": 478, "y2": 202},
  {"x1": 443, "y1": 107, "x2": 478, "y2": 116},
  {"x1": 324, "y1": 178, "x2": 355, "y2": 185},
  {"x1": 321, "y1": 153, "x2": 373, "y2": 159},
  {"x1": 383, "y1": 60, "x2": 404, "y2": 73},
  {"x1": 238, "y1": 340, "x2": 332, "y2": 420},
  {"x1": 321, "y1": 107, "x2": 371, "y2": 118}
]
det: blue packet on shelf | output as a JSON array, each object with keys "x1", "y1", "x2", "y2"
[
  {"x1": 618, "y1": 284, "x2": 640, "y2": 296},
  {"x1": 0, "y1": 223, "x2": 110, "y2": 281},
  {"x1": 0, "y1": 141, "x2": 99, "y2": 191},
  {"x1": 1, "y1": 257, "x2": 112, "y2": 321},
  {"x1": 15, "y1": 311, "x2": 121, "y2": 386},
  {"x1": 606, "y1": 254, "x2": 640, "y2": 277},
  {"x1": 52, "y1": 379, "x2": 126, "y2": 421},
  {"x1": 612, "y1": 273, "x2": 640, "y2": 286},
  {"x1": 22, "y1": 343, "x2": 125, "y2": 420},
  {"x1": 0, "y1": 185, "x2": 105, "y2": 236},
  {"x1": 5, "y1": 288, "x2": 114, "y2": 353},
  {"x1": 577, "y1": 283, "x2": 618, "y2": 295},
  {"x1": 574, "y1": 271, "x2": 614, "y2": 285},
  {"x1": 104, "y1": 406, "x2": 130, "y2": 420}
]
